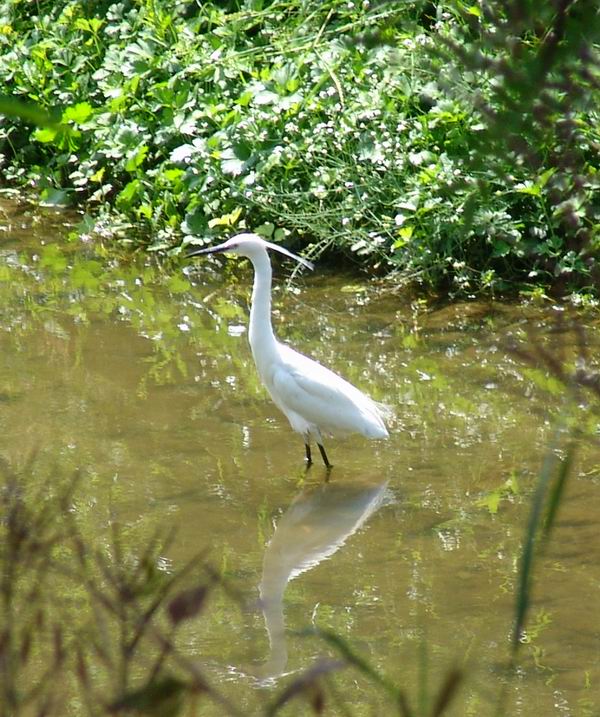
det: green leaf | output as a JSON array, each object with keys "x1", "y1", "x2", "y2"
[
  {"x1": 62, "y1": 102, "x2": 94, "y2": 125},
  {"x1": 515, "y1": 181, "x2": 541, "y2": 197},
  {"x1": 33, "y1": 127, "x2": 58, "y2": 143},
  {"x1": 256, "y1": 222, "x2": 275, "y2": 238},
  {"x1": 40, "y1": 188, "x2": 70, "y2": 207},
  {"x1": 117, "y1": 179, "x2": 142, "y2": 207},
  {"x1": 235, "y1": 91, "x2": 252, "y2": 107},
  {"x1": 480, "y1": 491, "x2": 501, "y2": 515},
  {"x1": 90, "y1": 167, "x2": 105, "y2": 183},
  {"x1": 492, "y1": 239, "x2": 511, "y2": 257},
  {"x1": 88, "y1": 17, "x2": 104, "y2": 33},
  {"x1": 125, "y1": 145, "x2": 149, "y2": 172},
  {"x1": 538, "y1": 167, "x2": 556, "y2": 188},
  {"x1": 541, "y1": 444, "x2": 575, "y2": 545},
  {"x1": 208, "y1": 207, "x2": 242, "y2": 228},
  {"x1": 512, "y1": 429, "x2": 573, "y2": 652},
  {"x1": 162, "y1": 169, "x2": 184, "y2": 183}
]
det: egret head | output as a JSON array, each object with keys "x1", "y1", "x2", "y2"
[{"x1": 187, "y1": 233, "x2": 313, "y2": 270}]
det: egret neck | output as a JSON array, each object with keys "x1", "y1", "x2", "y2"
[{"x1": 247, "y1": 250, "x2": 278, "y2": 373}]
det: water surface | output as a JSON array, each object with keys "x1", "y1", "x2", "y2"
[{"x1": 0, "y1": 195, "x2": 598, "y2": 715}]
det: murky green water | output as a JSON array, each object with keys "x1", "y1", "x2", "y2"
[{"x1": 1, "y1": 195, "x2": 599, "y2": 715}]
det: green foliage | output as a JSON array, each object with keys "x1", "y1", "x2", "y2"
[
  {"x1": 0, "y1": 0, "x2": 598, "y2": 296},
  {"x1": 435, "y1": 0, "x2": 600, "y2": 296}
]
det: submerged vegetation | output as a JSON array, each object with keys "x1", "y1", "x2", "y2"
[{"x1": 0, "y1": 0, "x2": 598, "y2": 297}]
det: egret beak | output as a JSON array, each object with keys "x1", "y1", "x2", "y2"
[{"x1": 186, "y1": 242, "x2": 229, "y2": 258}]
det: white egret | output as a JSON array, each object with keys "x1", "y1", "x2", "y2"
[{"x1": 188, "y1": 233, "x2": 389, "y2": 468}]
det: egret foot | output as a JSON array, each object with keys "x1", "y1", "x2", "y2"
[
  {"x1": 317, "y1": 443, "x2": 332, "y2": 470},
  {"x1": 305, "y1": 443, "x2": 312, "y2": 466}
]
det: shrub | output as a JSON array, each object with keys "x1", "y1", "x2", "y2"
[{"x1": 0, "y1": 0, "x2": 598, "y2": 296}]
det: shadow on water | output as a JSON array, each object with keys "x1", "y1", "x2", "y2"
[{"x1": 255, "y1": 475, "x2": 389, "y2": 681}]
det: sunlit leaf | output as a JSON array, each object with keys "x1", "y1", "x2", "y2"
[
  {"x1": 220, "y1": 157, "x2": 245, "y2": 176},
  {"x1": 170, "y1": 144, "x2": 195, "y2": 163},
  {"x1": 208, "y1": 207, "x2": 242, "y2": 228},
  {"x1": 33, "y1": 127, "x2": 58, "y2": 143},
  {"x1": 90, "y1": 167, "x2": 105, "y2": 183},
  {"x1": 515, "y1": 181, "x2": 541, "y2": 197},
  {"x1": 62, "y1": 102, "x2": 94, "y2": 125},
  {"x1": 253, "y1": 89, "x2": 279, "y2": 106},
  {"x1": 477, "y1": 491, "x2": 501, "y2": 515},
  {"x1": 125, "y1": 145, "x2": 149, "y2": 172}
]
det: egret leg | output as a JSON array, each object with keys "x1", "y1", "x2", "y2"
[
  {"x1": 317, "y1": 443, "x2": 332, "y2": 469},
  {"x1": 304, "y1": 443, "x2": 312, "y2": 465}
]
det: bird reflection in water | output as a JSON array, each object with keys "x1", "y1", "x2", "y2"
[{"x1": 256, "y1": 477, "x2": 388, "y2": 680}]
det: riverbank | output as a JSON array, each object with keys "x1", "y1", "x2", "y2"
[{"x1": 0, "y1": 1, "x2": 598, "y2": 300}]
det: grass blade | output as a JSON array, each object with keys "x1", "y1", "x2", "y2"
[
  {"x1": 302, "y1": 627, "x2": 415, "y2": 713},
  {"x1": 305, "y1": 628, "x2": 399, "y2": 699},
  {"x1": 541, "y1": 443, "x2": 575, "y2": 546},
  {"x1": 512, "y1": 428, "x2": 575, "y2": 651},
  {"x1": 512, "y1": 443, "x2": 556, "y2": 650},
  {"x1": 430, "y1": 668, "x2": 462, "y2": 717}
]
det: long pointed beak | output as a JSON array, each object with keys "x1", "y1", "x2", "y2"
[{"x1": 186, "y1": 242, "x2": 229, "y2": 258}]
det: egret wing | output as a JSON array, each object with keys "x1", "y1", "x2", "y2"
[
  {"x1": 275, "y1": 345, "x2": 361, "y2": 402},
  {"x1": 271, "y1": 344, "x2": 388, "y2": 437}
]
